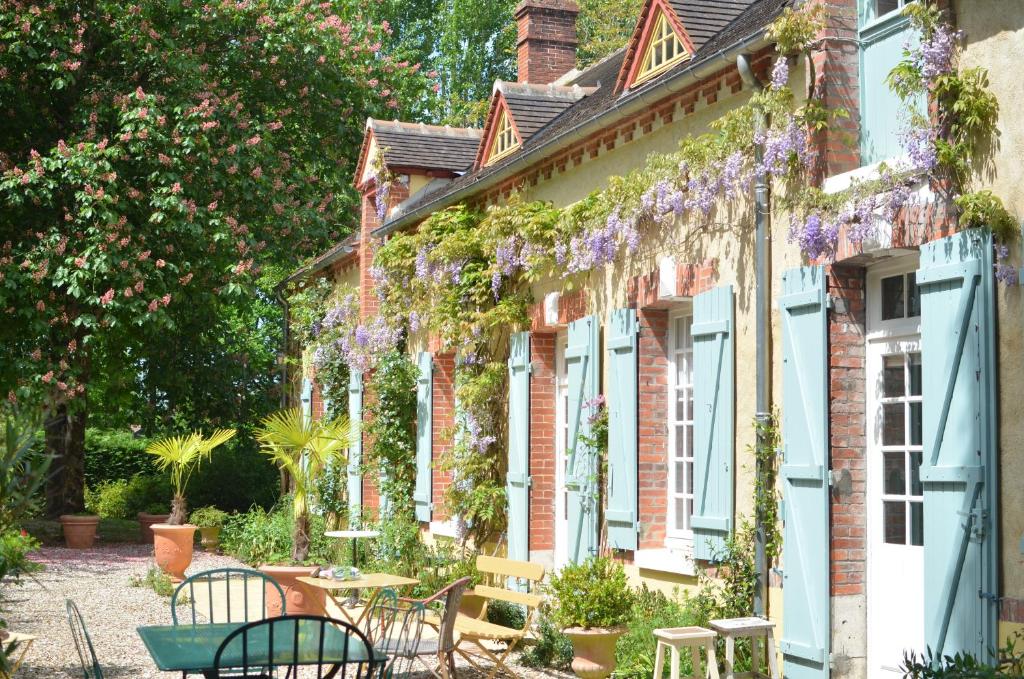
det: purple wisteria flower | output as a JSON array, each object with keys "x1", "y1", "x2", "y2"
[
  {"x1": 995, "y1": 244, "x2": 1019, "y2": 286},
  {"x1": 770, "y1": 56, "x2": 789, "y2": 90},
  {"x1": 902, "y1": 126, "x2": 938, "y2": 171},
  {"x1": 915, "y1": 24, "x2": 959, "y2": 80},
  {"x1": 789, "y1": 213, "x2": 839, "y2": 260}
]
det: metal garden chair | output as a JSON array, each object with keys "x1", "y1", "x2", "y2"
[
  {"x1": 400, "y1": 576, "x2": 471, "y2": 679},
  {"x1": 360, "y1": 588, "x2": 426, "y2": 678},
  {"x1": 66, "y1": 599, "x2": 104, "y2": 679},
  {"x1": 212, "y1": 614, "x2": 385, "y2": 678},
  {"x1": 172, "y1": 567, "x2": 286, "y2": 625}
]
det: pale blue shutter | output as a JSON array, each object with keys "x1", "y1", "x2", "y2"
[
  {"x1": 780, "y1": 266, "x2": 830, "y2": 679},
  {"x1": 415, "y1": 352, "x2": 434, "y2": 523},
  {"x1": 347, "y1": 371, "x2": 363, "y2": 524},
  {"x1": 507, "y1": 332, "x2": 531, "y2": 563},
  {"x1": 917, "y1": 229, "x2": 998, "y2": 662},
  {"x1": 566, "y1": 315, "x2": 600, "y2": 564},
  {"x1": 300, "y1": 378, "x2": 313, "y2": 425},
  {"x1": 691, "y1": 286, "x2": 734, "y2": 561},
  {"x1": 606, "y1": 309, "x2": 639, "y2": 551}
]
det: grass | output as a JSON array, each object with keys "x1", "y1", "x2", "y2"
[
  {"x1": 129, "y1": 566, "x2": 181, "y2": 598},
  {"x1": 23, "y1": 517, "x2": 142, "y2": 546}
]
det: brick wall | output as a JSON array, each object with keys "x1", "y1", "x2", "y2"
[
  {"x1": 808, "y1": 0, "x2": 861, "y2": 181},
  {"x1": 827, "y1": 264, "x2": 867, "y2": 596},
  {"x1": 638, "y1": 307, "x2": 669, "y2": 549},
  {"x1": 431, "y1": 353, "x2": 456, "y2": 521},
  {"x1": 529, "y1": 333, "x2": 557, "y2": 552},
  {"x1": 312, "y1": 380, "x2": 324, "y2": 420},
  {"x1": 515, "y1": 0, "x2": 579, "y2": 85}
]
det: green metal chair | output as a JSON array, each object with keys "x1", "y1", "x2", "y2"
[
  {"x1": 66, "y1": 599, "x2": 104, "y2": 679},
  {"x1": 360, "y1": 588, "x2": 426, "y2": 678},
  {"x1": 171, "y1": 567, "x2": 286, "y2": 625}
]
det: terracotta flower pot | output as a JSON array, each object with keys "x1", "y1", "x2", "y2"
[
  {"x1": 59, "y1": 515, "x2": 100, "y2": 549},
  {"x1": 138, "y1": 512, "x2": 170, "y2": 543},
  {"x1": 563, "y1": 626, "x2": 626, "y2": 679},
  {"x1": 259, "y1": 565, "x2": 323, "y2": 617},
  {"x1": 152, "y1": 523, "x2": 196, "y2": 583},
  {"x1": 198, "y1": 526, "x2": 221, "y2": 551}
]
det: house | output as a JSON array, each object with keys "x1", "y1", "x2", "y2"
[{"x1": 284, "y1": 1, "x2": 1024, "y2": 677}]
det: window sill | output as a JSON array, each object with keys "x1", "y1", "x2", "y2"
[
  {"x1": 634, "y1": 546, "x2": 696, "y2": 577},
  {"x1": 429, "y1": 519, "x2": 458, "y2": 538}
]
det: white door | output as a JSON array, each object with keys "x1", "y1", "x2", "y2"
[
  {"x1": 866, "y1": 260, "x2": 924, "y2": 677},
  {"x1": 554, "y1": 331, "x2": 569, "y2": 568}
]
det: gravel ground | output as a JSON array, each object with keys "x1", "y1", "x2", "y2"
[{"x1": 10, "y1": 543, "x2": 570, "y2": 678}]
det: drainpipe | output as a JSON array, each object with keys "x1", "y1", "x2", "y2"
[
  {"x1": 275, "y1": 287, "x2": 290, "y2": 410},
  {"x1": 738, "y1": 53, "x2": 771, "y2": 618}
]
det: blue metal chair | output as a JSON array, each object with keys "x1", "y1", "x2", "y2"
[
  {"x1": 360, "y1": 588, "x2": 426, "y2": 678},
  {"x1": 212, "y1": 615, "x2": 385, "y2": 678},
  {"x1": 172, "y1": 567, "x2": 286, "y2": 625},
  {"x1": 66, "y1": 599, "x2": 104, "y2": 679}
]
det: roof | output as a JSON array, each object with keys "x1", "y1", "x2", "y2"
[
  {"x1": 354, "y1": 119, "x2": 482, "y2": 185},
  {"x1": 280, "y1": 231, "x2": 360, "y2": 289},
  {"x1": 383, "y1": 0, "x2": 788, "y2": 231}
]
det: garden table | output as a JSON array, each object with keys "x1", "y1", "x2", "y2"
[
  {"x1": 137, "y1": 622, "x2": 385, "y2": 672},
  {"x1": 324, "y1": 529, "x2": 380, "y2": 568},
  {"x1": 4, "y1": 632, "x2": 35, "y2": 676},
  {"x1": 297, "y1": 573, "x2": 419, "y2": 627}
]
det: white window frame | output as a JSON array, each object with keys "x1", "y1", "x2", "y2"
[
  {"x1": 553, "y1": 330, "x2": 570, "y2": 568},
  {"x1": 666, "y1": 306, "x2": 695, "y2": 546}
]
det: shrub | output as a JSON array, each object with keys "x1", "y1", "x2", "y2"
[
  {"x1": 189, "y1": 506, "x2": 229, "y2": 528},
  {"x1": 519, "y1": 613, "x2": 573, "y2": 671},
  {"x1": 0, "y1": 530, "x2": 43, "y2": 583},
  {"x1": 364, "y1": 516, "x2": 480, "y2": 599},
  {"x1": 614, "y1": 587, "x2": 695, "y2": 678},
  {"x1": 84, "y1": 479, "x2": 132, "y2": 519},
  {"x1": 83, "y1": 428, "x2": 155, "y2": 486},
  {"x1": 186, "y1": 434, "x2": 279, "y2": 514},
  {"x1": 547, "y1": 556, "x2": 634, "y2": 630},
  {"x1": 901, "y1": 633, "x2": 1024, "y2": 678},
  {"x1": 487, "y1": 599, "x2": 526, "y2": 630},
  {"x1": 85, "y1": 474, "x2": 174, "y2": 518},
  {"x1": 220, "y1": 500, "x2": 337, "y2": 566}
]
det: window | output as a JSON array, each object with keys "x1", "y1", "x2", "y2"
[
  {"x1": 634, "y1": 11, "x2": 689, "y2": 86},
  {"x1": 486, "y1": 109, "x2": 518, "y2": 165},
  {"x1": 880, "y1": 271, "x2": 920, "y2": 321},
  {"x1": 868, "y1": 0, "x2": 912, "y2": 23},
  {"x1": 879, "y1": 351, "x2": 924, "y2": 546},
  {"x1": 667, "y1": 310, "x2": 694, "y2": 539}
]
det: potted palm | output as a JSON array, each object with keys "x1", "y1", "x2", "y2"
[
  {"x1": 255, "y1": 407, "x2": 351, "y2": 615},
  {"x1": 146, "y1": 429, "x2": 235, "y2": 581},
  {"x1": 189, "y1": 506, "x2": 229, "y2": 551},
  {"x1": 547, "y1": 556, "x2": 634, "y2": 679}
]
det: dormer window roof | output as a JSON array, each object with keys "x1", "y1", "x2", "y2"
[
  {"x1": 487, "y1": 108, "x2": 520, "y2": 166},
  {"x1": 634, "y1": 10, "x2": 690, "y2": 85}
]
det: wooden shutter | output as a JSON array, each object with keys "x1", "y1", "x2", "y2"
[
  {"x1": 780, "y1": 266, "x2": 830, "y2": 679},
  {"x1": 691, "y1": 286, "x2": 735, "y2": 561},
  {"x1": 415, "y1": 352, "x2": 434, "y2": 523},
  {"x1": 566, "y1": 315, "x2": 600, "y2": 564},
  {"x1": 606, "y1": 308, "x2": 639, "y2": 551},
  {"x1": 917, "y1": 229, "x2": 998, "y2": 661},
  {"x1": 347, "y1": 371, "x2": 363, "y2": 523},
  {"x1": 507, "y1": 332, "x2": 531, "y2": 563}
]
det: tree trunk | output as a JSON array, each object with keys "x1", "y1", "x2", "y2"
[
  {"x1": 44, "y1": 402, "x2": 87, "y2": 519},
  {"x1": 292, "y1": 511, "x2": 310, "y2": 563},
  {"x1": 169, "y1": 493, "x2": 188, "y2": 525}
]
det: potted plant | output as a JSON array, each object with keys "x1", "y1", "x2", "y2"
[
  {"x1": 58, "y1": 513, "x2": 100, "y2": 549},
  {"x1": 189, "y1": 506, "x2": 228, "y2": 551},
  {"x1": 547, "y1": 556, "x2": 633, "y2": 679},
  {"x1": 146, "y1": 429, "x2": 235, "y2": 581},
  {"x1": 138, "y1": 501, "x2": 171, "y2": 544},
  {"x1": 256, "y1": 407, "x2": 351, "y2": 615}
]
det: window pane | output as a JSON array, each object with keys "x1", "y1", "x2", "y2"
[
  {"x1": 674, "y1": 462, "x2": 687, "y2": 493},
  {"x1": 908, "y1": 352, "x2": 922, "y2": 395},
  {"x1": 907, "y1": 272, "x2": 921, "y2": 318},
  {"x1": 686, "y1": 460, "x2": 694, "y2": 494},
  {"x1": 909, "y1": 402, "x2": 922, "y2": 446},
  {"x1": 674, "y1": 501, "x2": 687, "y2": 531},
  {"x1": 675, "y1": 428, "x2": 687, "y2": 458},
  {"x1": 685, "y1": 426, "x2": 694, "y2": 460},
  {"x1": 910, "y1": 451, "x2": 922, "y2": 496},
  {"x1": 876, "y1": 0, "x2": 900, "y2": 17},
  {"x1": 910, "y1": 502, "x2": 924, "y2": 546},
  {"x1": 883, "y1": 452, "x2": 906, "y2": 495},
  {"x1": 881, "y1": 275, "x2": 905, "y2": 320},
  {"x1": 884, "y1": 501, "x2": 907, "y2": 544},
  {"x1": 882, "y1": 403, "x2": 905, "y2": 446},
  {"x1": 883, "y1": 355, "x2": 906, "y2": 397}
]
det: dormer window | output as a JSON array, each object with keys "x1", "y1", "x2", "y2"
[
  {"x1": 634, "y1": 11, "x2": 689, "y2": 85},
  {"x1": 486, "y1": 110, "x2": 519, "y2": 165}
]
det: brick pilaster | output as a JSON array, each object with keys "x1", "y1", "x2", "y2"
[
  {"x1": 431, "y1": 353, "x2": 456, "y2": 521},
  {"x1": 638, "y1": 307, "x2": 670, "y2": 550},
  {"x1": 827, "y1": 265, "x2": 867, "y2": 596},
  {"x1": 529, "y1": 333, "x2": 557, "y2": 552}
]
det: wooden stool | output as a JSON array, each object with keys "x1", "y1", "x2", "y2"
[
  {"x1": 708, "y1": 617, "x2": 779, "y2": 679},
  {"x1": 652, "y1": 626, "x2": 720, "y2": 679}
]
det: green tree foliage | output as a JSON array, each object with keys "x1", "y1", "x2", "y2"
[
  {"x1": 576, "y1": 0, "x2": 643, "y2": 68},
  {"x1": 0, "y1": 1, "x2": 428, "y2": 516}
]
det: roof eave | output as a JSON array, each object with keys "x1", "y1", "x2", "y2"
[
  {"x1": 279, "y1": 244, "x2": 357, "y2": 290},
  {"x1": 373, "y1": 26, "x2": 776, "y2": 239}
]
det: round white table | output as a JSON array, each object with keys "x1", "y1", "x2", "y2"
[{"x1": 325, "y1": 529, "x2": 380, "y2": 567}]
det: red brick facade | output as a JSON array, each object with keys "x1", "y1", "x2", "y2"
[
  {"x1": 637, "y1": 307, "x2": 669, "y2": 549},
  {"x1": 431, "y1": 353, "x2": 456, "y2": 521},
  {"x1": 515, "y1": 0, "x2": 579, "y2": 86},
  {"x1": 827, "y1": 265, "x2": 868, "y2": 596},
  {"x1": 808, "y1": 0, "x2": 861, "y2": 181},
  {"x1": 529, "y1": 333, "x2": 557, "y2": 552}
]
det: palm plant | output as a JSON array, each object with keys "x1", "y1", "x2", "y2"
[
  {"x1": 255, "y1": 408, "x2": 352, "y2": 562},
  {"x1": 146, "y1": 429, "x2": 236, "y2": 524}
]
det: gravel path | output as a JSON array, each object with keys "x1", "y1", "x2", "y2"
[{"x1": 10, "y1": 544, "x2": 570, "y2": 678}]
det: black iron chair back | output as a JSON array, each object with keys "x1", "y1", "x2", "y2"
[
  {"x1": 66, "y1": 599, "x2": 104, "y2": 679},
  {"x1": 212, "y1": 614, "x2": 384, "y2": 679},
  {"x1": 172, "y1": 567, "x2": 286, "y2": 625},
  {"x1": 361, "y1": 588, "x2": 425, "y2": 677}
]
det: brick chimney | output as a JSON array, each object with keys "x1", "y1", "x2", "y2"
[{"x1": 515, "y1": 0, "x2": 579, "y2": 85}]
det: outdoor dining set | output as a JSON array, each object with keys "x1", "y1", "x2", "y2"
[{"x1": 66, "y1": 553, "x2": 544, "y2": 679}]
